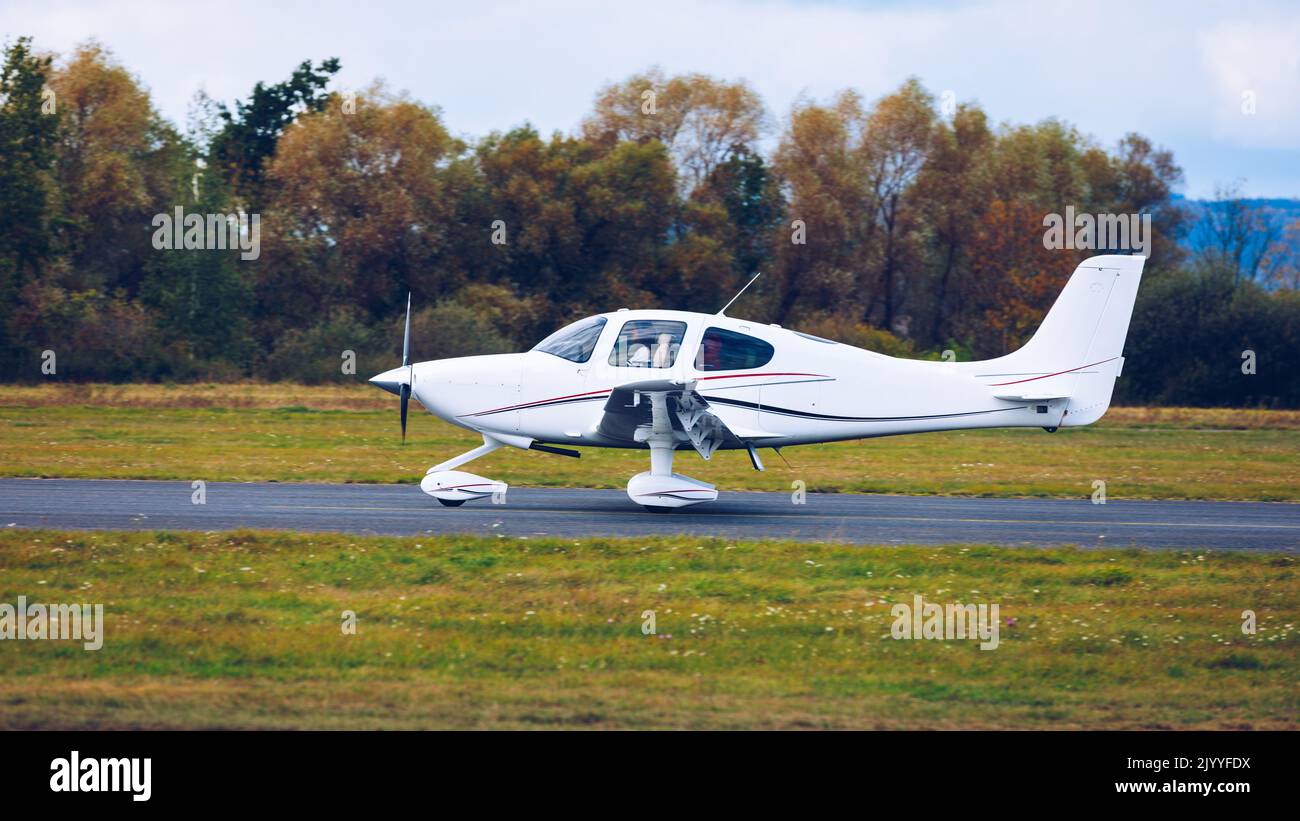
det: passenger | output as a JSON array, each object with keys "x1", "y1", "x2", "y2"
[
  {"x1": 696, "y1": 334, "x2": 723, "y2": 370},
  {"x1": 652, "y1": 332, "x2": 675, "y2": 367}
]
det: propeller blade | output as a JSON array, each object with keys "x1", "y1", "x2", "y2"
[
  {"x1": 400, "y1": 382, "x2": 410, "y2": 444},
  {"x1": 401, "y1": 292, "x2": 412, "y2": 367},
  {"x1": 400, "y1": 292, "x2": 412, "y2": 444}
]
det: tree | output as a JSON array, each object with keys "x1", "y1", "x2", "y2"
[
  {"x1": 701, "y1": 146, "x2": 785, "y2": 289},
  {"x1": 1088, "y1": 133, "x2": 1185, "y2": 267},
  {"x1": 772, "y1": 90, "x2": 872, "y2": 323},
  {"x1": 0, "y1": 36, "x2": 58, "y2": 357},
  {"x1": 1118, "y1": 266, "x2": 1300, "y2": 407},
  {"x1": 569, "y1": 139, "x2": 678, "y2": 308},
  {"x1": 1192, "y1": 184, "x2": 1280, "y2": 284},
  {"x1": 959, "y1": 199, "x2": 1074, "y2": 357},
  {"x1": 261, "y1": 83, "x2": 462, "y2": 334},
  {"x1": 857, "y1": 78, "x2": 936, "y2": 330},
  {"x1": 583, "y1": 67, "x2": 766, "y2": 193},
  {"x1": 911, "y1": 103, "x2": 993, "y2": 346},
  {"x1": 209, "y1": 57, "x2": 340, "y2": 208},
  {"x1": 47, "y1": 41, "x2": 188, "y2": 295},
  {"x1": 469, "y1": 126, "x2": 593, "y2": 309}
]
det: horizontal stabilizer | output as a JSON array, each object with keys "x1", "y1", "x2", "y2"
[{"x1": 993, "y1": 393, "x2": 1069, "y2": 402}]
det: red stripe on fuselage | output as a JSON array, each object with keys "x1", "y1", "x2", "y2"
[
  {"x1": 986, "y1": 358, "x2": 1117, "y2": 387},
  {"x1": 463, "y1": 373, "x2": 830, "y2": 417},
  {"x1": 465, "y1": 388, "x2": 613, "y2": 416}
]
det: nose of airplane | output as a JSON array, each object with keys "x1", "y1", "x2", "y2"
[{"x1": 368, "y1": 366, "x2": 408, "y2": 397}]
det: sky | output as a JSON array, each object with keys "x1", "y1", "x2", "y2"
[{"x1": 4, "y1": 0, "x2": 1299, "y2": 198}]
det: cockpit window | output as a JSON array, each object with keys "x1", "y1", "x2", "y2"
[
  {"x1": 608, "y1": 320, "x2": 687, "y2": 368},
  {"x1": 533, "y1": 316, "x2": 607, "y2": 363},
  {"x1": 694, "y1": 326, "x2": 775, "y2": 371}
]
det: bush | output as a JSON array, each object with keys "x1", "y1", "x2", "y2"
[
  {"x1": 406, "y1": 300, "x2": 515, "y2": 360},
  {"x1": 787, "y1": 311, "x2": 918, "y2": 357},
  {"x1": 257, "y1": 308, "x2": 384, "y2": 384},
  {"x1": 1116, "y1": 266, "x2": 1300, "y2": 407},
  {"x1": 7, "y1": 280, "x2": 191, "y2": 381}
]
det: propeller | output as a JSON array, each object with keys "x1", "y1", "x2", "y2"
[
  {"x1": 366, "y1": 292, "x2": 418, "y2": 444},
  {"x1": 400, "y1": 292, "x2": 411, "y2": 444}
]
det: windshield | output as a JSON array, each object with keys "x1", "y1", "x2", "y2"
[{"x1": 532, "y1": 316, "x2": 607, "y2": 363}]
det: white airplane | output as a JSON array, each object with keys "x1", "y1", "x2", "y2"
[{"x1": 371, "y1": 254, "x2": 1144, "y2": 512}]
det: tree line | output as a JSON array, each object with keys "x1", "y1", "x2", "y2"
[{"x1": 1, "y1": 38, "x2": 1296, "y2": 406}]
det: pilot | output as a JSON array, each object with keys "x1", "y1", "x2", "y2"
[{"x1": 626, "y1": 342, "x2": 650, "y2": 367}]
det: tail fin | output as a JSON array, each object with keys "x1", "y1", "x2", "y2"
[{"x1": 974, "y1": 254, "x2": 1146, "y2": 426}]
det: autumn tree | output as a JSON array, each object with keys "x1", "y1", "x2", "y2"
[
  {"x1": 957, "y1": 199, "x2": 1071, "y2": 356},
  {"x1": 772, "y1": 90, "x2": 872, "y2": 323},
  {"x1": 583, "y1": 67, "x2": 766, "y2": 192},
  {"x1": 857, "y1": 78, "x2": 936, "y2": 330},
  {"x1": 262, "y1": 83, "x2": 463, "y2": 334},
  {"x1": 468, "y1": 126, "x2": 593, "y2": 311},
  {"x1": 911, "y1": 103, "x2": 994, "y2": 346},
  {"x1": 46, "y1": 41, "x2": 188, "y2": 294}
]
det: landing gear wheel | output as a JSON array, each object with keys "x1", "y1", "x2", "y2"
[
  {"x1": 642, "y1": 505, "x2": 675, "y2": 514},
  {"x1": 436, "y1": 497, "x2": 466, "y2": 507}
]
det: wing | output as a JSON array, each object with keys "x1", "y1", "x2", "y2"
[{"x1": 596, "y1": 378, "x2": 777, "y2": 461}]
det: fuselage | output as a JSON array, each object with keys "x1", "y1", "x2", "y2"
[{"x1": 384, "y1": 308, "x2": 1083, "y2": 451}]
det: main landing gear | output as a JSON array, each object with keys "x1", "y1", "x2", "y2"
[{"x1": 625, "y1": 392, "x2": 717, "y2": 512}]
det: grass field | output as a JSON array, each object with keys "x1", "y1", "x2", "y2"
[
  {"x1": 0, "y1": 384, "x2": 1297, "y2": 501},
  {"x1": 0, "y1": 529, "x2": 1294, "y2": 730}
]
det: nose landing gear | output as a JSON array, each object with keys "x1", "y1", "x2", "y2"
[
  {"x1": 421, "y1": 434, "x2": 509, "y2": 507},
  {"x1": 421, "y1": 469, "x2": 507, "y2": 506}
]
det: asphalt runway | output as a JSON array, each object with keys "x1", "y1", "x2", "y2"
[{"x1": 1, "y1": 478, "x2": 1297, "y2": 551}]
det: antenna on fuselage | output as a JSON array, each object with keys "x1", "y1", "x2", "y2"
[{"x1": 717, "y1": 272, "x2": 762, "y2": 317}]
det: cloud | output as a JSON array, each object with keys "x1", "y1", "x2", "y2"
[
  {"x1": 1199, "y1": 17, "x2": 1300, "y2": 149},
  {"x1": 4, "y1": 0, "x2": 1300, "y2": 196}
]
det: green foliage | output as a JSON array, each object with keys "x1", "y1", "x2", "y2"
[
  {"x1": 790, "y1": 312, "x2": 917, "y2": 357},
  {"x1": 257, "y1": 308, "x2": 383, "y2": 384},
  {"x1": 407, "y1": 301, "x2": 514, "y2": 360},
  {"x1": 8, "y1": 279, "x2": 187, "y2": 380},
  {"x1": 1116, "y1": 265, "x2": 1300, "y2": 407},
  {"x1": 0, "y1": 37, "x2": 58, "y2": 358},
  {"x1": 209, "y1": 57, "x2": 341, "y2": 206}
]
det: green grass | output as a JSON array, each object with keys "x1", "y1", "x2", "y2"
[
  {"x1": 1, "y1": 402, "x2": 1297, "y2": 501},
  {"x1": 0, "y1": 529, "x2": 1295, "y2": 729}
]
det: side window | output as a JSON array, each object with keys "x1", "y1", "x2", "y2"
[
  {"x1": 608, "y1": 320, "x2": 687, "y2": 368},
  {"x1": 694, "y1": 327, "x2": 775, "y2": 371},
  {"x1": 532, "y1": 316, "x2": 607, "y2": 363}
]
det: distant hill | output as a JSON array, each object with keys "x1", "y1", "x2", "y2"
[{"x1": 1173, "y1": 194, "x2": 1300, "y2": 255}]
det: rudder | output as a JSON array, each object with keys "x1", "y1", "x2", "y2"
[{"x1": 966, "y1": 254, "x2": 1146, "y2": 427}]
